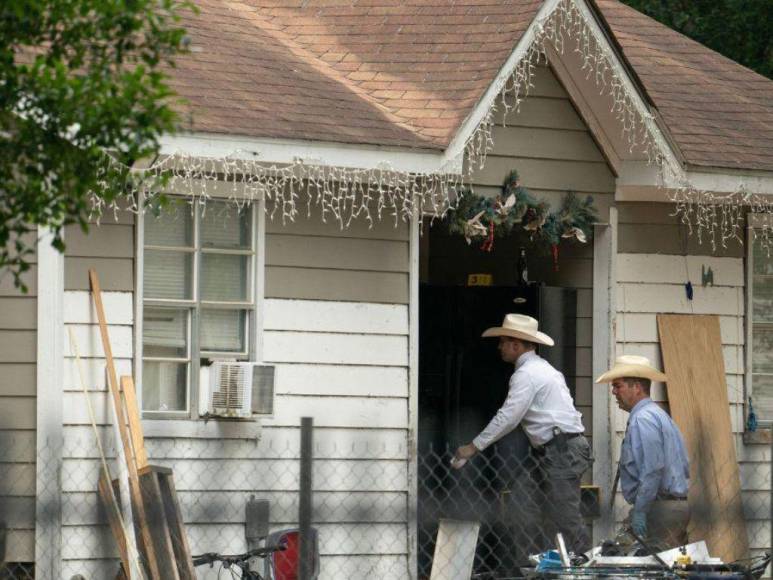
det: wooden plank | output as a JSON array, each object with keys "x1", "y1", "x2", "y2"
[
  {"x1": 61, "y1": 489, "x2": 409, "y2": 527},
  {"x1": 469, "y1": 156, "x2": 615, "y2": 192},
  {"x1": 267, "y1": 394, "x2": 407, "y2": 430},
  {"x1": 137, "y1": 466, "x2": 193, "y2": 580},
  {"x1": 64, "y1": 324, "x2": 133, "y2": 358},
  {"x1": 64, "y1": 291, "x2": 134, "y2": 325},
  {"x1": 618, "y1": 224, "x2": 744, "y2": 258},
  {"x1": 65, "y1": 224, "x2": 134, "y2": 258},
  {"x1": 0, "y1": 265, "x2": 37, "y2": 296},
  {"x1": 265, "y1": 266, "x2": 408, "y2": 303},
  {"x1": 62, "y1": 425, "x2": 409, "y2": 460},
  {"x1": 0, "y1": 464, "x2": 35, "y2": 496},
  {"x1": 0, "y1": 299, "x2": 36, "y2": 329},
  {"x1": 273, "y1": 364, "x2": 408, "y2": 397},
  {"x1": 135, "y1": 467, "x2": 180, "y2": 579},
  {"x1": 0, "y1": 364, "x2": 36, "y2": 397},
  {"x1": 617, "y1": 254, "x2": 744, "y2": 286},
  {"x1": 121, "y1": 376, "x2": 148, "y2": 471},
  {"x1": 490, "y1": 126, "x2": 606, "y2": 162},
  {"x1": 0, "y1": 331, "x2": 36, "y2": 363},
  {"x1": 0, "y1": 431, "x2": 36, "y2": 462},
  {"x1": 263, "y1": 331, "x2": 408, "y2": 366},
  {"x1": 62, "y1": 458, "x2": 409, "y2": 493},
  {"x1": 0, "y1": 397, "x2": 35, "y2": 429},
  {"x1": 97, "y1": 473, "x2": 131, "y2": 577},
  {"x1": 67, "y1": 258, "x2": 133, "y2": 291},
  {"x1": 266, "y1": 234, "x2": 409, "y2": 273},
  {"x1": 657, "y1": 314, "x2": 748, "y2": 562},
  {"x1": 490, "y1": 96, "x2": 587, "y2": 130},
  {"x1": 89, "y1": 270, "x2": 161, "y2": 580},
  {"x1": 617, "y1": 313, "x2": 743, "y2": 345},
  {"x1": 264, "y1": 299, "x2": 408, "y2": 335},
  {"x1": 618, "y1": 283, "x2": 742, "y2": 316},
  {"x1": 266, "y1": 211, "x2": 409, "y2": 241}
]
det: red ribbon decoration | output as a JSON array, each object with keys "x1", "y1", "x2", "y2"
[{"x1": 551, "y1": 244, "x2": 559, "y2": 272}]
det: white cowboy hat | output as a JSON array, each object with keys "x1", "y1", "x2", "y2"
[
  {"x1": 595, "y1": 355, "x2": 668, "y2": 383},
  {"x1": 481, "y1": 314, "x2": 554, "y2": 346}
]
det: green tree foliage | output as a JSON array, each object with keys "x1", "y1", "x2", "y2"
[
  {"x1": 0, "y1": 0, "x2": 190, "y2": 290},
  {"x1": 621, "y1": 0, "x2": 772, "y2": 78}
]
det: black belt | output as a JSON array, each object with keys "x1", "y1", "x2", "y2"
[
  {"x1": 532, "y1": 431, "x2": 582, "y2": 454},
  {"x1": 657, "y1": 493, "x2": 688, "y2": 501}
]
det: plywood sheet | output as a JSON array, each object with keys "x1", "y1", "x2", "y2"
[{"x1": 657, "y1": 314, "x2": 748, "y2": 562}]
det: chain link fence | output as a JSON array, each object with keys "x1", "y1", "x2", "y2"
[{"x1": 1, "y1": 431, "x2": 770, "y2": 579}]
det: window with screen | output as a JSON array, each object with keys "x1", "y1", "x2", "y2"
[{"x1": 141, "y1": 199, "x2": 256, "y2": 416}]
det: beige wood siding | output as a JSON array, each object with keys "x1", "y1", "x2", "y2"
[
  {"x1": 64, "y1": 214, "x2": 135, "y2": 291},
  {"x1": 0, "y1": 229, "x2": 37, "y2": 562},
  {"x1": 613, "y1": 243, "x2": 767, "y2": 554},
  {"x1": 618, "y1": 202, "x2": 744, "y2": 258},
  {"x1": 447, "y1": 65, "x2": 616, "y2": 475},
  {"x1": 265, "y1": 209, "x2": 410, "y2": 304}
]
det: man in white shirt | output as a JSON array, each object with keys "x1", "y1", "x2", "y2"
[{"x1": 453, "y1": 314, "x2": 591, "y2": 555}]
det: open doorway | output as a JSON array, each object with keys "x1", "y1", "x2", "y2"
[{"x1": 416, "y1": 223, "x2": 585, "y2": 578}]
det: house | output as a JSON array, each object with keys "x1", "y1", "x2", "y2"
[{"x1": 1, "y1": 0, "x2": 771, "y2": 578}]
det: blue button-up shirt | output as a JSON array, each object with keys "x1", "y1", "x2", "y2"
[{"x1": 620, "y1": 398, "x2": 690, "y2": 514}]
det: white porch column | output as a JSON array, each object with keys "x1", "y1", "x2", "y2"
[
  {"x1": 592, "y1": 207, "x2": 617, "y2": 542},
  {"x1": 35, "y1": 226, "x2": 64, "y2": 577}
]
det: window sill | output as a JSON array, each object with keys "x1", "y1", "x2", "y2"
[
  {"x1": 743, "y1": 429, "x2": 772, "y2": 446},
  {"x1": 142, "y1": 416, "x2": 262, "y2": 440}
]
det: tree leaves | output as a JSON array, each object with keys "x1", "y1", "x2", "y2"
[{"x1": 0, "y1": 0, "x2": 191, "y2": 290}]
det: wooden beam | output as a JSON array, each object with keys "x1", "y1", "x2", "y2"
[
  {"x1": 89, "y1": 269, "x2": 162, "y2": 580},
  {"x1": 121, "y1": 376, "x2": 149, "y2": 471}
]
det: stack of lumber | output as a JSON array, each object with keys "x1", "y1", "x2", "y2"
[{"x1": 88, "y1": 270, "x2": 196, "y2": 580}]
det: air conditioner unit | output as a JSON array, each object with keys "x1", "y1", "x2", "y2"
[{"x1": 205, "y1": 362, "x2": 275, "y2": 418}]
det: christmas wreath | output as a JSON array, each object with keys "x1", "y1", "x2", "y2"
[{"x1": 446, "y1": 170, "x2": 599, "y2": 269}]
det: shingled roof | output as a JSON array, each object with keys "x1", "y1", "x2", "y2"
[{"x1": 171, "y1": 0, "x2": 773, "y2": 172}]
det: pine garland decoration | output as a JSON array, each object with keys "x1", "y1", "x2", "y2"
[{"x1": 446, "y1": 169, "x2": 599, "y2": 269}]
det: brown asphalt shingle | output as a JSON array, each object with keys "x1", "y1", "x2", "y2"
[
  {"x1": 171, "y1": 0, "x2": 773, "y2": 172},
  {"x1": 596, "y1": 0, "x2": 773, "y2": 172}
]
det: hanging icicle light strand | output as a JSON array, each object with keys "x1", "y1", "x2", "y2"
[{"x1": 91, "y1": 0, "x2": 770, "y2": 249}]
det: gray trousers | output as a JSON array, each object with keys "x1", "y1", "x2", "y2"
[
  {"x1": 626, "y1": 499, "x2": 690, "y2": 551},
  {"x1": 505, "y1": 435, "x2": 592, "y2": 563}
]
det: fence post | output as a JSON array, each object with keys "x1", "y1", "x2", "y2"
[{"x1": 299, "y1": 417, "x2": 313, "y2": 580}]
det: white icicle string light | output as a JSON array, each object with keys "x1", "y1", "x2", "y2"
[{"x1": 90, "y1": 0, "x2": 768, "y2": 247}]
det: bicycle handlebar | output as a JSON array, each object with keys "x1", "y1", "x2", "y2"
[{"x1": 192, "y1": 543, "x2": 286, "y2": 567}]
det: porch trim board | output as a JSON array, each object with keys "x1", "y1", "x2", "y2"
[
  {"x1": 35, "y1": 226, "x2": 65, "y2": 577},
  {"x1": 592, "y1": 206, "x2": 618, "y2": 542}
]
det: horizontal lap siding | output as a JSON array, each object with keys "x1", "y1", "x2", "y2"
[
  {"x1": 61, "y1": 213, "x2": 136, "y2": 575},
  {"x1": 614, "y1": 235, "x2": 768, "y2": 552},
  {"x1": 0, "y1": 227, "x2": 36, "y2": 562},
  {"x1": 264, "y1": 211, "x2": 411, "y2": 575},
  {"x1": 463, "y1": 66, "x2": 614, "y2": 483}
]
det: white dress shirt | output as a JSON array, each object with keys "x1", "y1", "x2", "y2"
[{"x1": 472, "y1": 350, "x2": 584, "y2": 449}]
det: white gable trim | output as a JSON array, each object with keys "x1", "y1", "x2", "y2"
[
  {"x1": 157, "y1": 133, "x2": 447, "y2": 175},
  {"x1": 441, "y1": 0, "x2": 683, "y2": 184}
]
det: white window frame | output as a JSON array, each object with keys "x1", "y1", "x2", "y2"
[
  {"x1": 746, "y1": 212, "x2": 773, "y2": 428},
  {"x1": 135, "y1": 194, "x2": 266, "y2": 420}
]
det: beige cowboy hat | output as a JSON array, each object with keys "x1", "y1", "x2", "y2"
[
  {"x1": 481, "y1": 314, "x2": 554, "y2": 346},
  {"x1": 595, "y1": 355, "x2": 668, "y2": 383}
]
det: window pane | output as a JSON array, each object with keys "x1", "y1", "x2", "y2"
[
  {"x1": 143, "y1": 308, "x2": 187, "y2": 357},
  {"x1": 201, "y1": 309, "x2": 247, "y2": 353},
  {"x1": 142, "y1": 361, "x2": 187, "y2": 412},
  {"x1": 201, "y1": 254, "x2": 249, "y2": 302},
  {"x1": 145, "y1": 204, "x2": 193, "y2": 247},
  {"x1": 752, "y1": 374, "x2": 773, "y2": 421},
  {"x1": 752, "y1": 327, "x2": 773, "y2": 373},
  {"x1": 144, "y1": 250, "x2": 193, "y2": 300},
  {"x1": 201, "y1": 201, "x2": 250, "y2": 249}
]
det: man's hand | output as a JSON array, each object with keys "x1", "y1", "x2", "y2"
[
  {"x1": 631, "y1": 511, "x2": 647, "y2": 538},
  {"x1": 451, "y1": 443, "x2": 478, "y2": 469}
]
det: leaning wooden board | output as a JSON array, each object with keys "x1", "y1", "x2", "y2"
[{"x1": 657, "y1": 314, "x2": 748, "y2": 562}]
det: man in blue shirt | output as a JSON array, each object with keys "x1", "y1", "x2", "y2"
[{"x1": 596, "y1": 355, "x2": 690, "y2": 549}]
